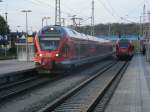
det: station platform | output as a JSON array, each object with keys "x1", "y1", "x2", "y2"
[
  {"x1": 0, "y1": 59, "x2": 35, "y2": 78},
  {"x1": 105, "y1": 54, "x2": 150, "y2": 112}
]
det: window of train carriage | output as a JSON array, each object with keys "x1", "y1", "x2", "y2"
[
  {"x1": 96, "y1": 44, "x2": 99, "y2": 52},
  {"x1": 74, "y1": 45, "x2": 77, "y2": 56},
  {"x1": 103, "y1": 45, "x2": 108, "y2": 53},
  {"x1": 99, "y1": 44, "x2": 104, "y2": 53},
  {"x1": 62, "y1": 44, "x2": 69, "y2": 57},
  {"x1": 80, "y1": 44, "x2": 87, "y2": 57},
  {"x1": 75, "y1": 44, "x2": 80, "y2": 57}
]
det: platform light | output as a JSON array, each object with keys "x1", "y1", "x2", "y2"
[{"x1": 21, "y1": 9, "x2": 32, "y2": 62}]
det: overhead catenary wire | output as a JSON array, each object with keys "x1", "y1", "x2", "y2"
[
  {"x1": 27, "y1": 0, "x2": 72, "y2": 17},
  {"x1": 61, "y1": 0, "x2": 92, "y2": 19},
  {"x1": 105, "y1": 0, "x2": 120, "y2": 17},
  {"x1": 26, "y1": 0, "x2": 118, "y2": 26},
  {"x1": 20, "y1": 0, "x2": 145, "y2": 28},
  {"x1": 120, "y1": 0, "x2": 148, "y2": 23},
  {"x1": 21, "y1": 0, "x2": 145, "y2": 27},
  {"x1": 126, "y1": 0, "x2": 148, "y2": 15},
  {"x1": 96, "y1": 0, "x2": 120, "y2": 21},
  {"x1": 27, "y1": 0, "x2": 94, "y2": 26},
  {"x1": 32, "y1": 0, "x2": 90, "y2": 18},
  {"x1": 97, "y1": 0, "x2": 149, "y2": 23}
]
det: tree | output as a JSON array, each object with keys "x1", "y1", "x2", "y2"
[
  {"x1": 76, "y1": 23, "x2": 140, "y2": 36},
  {"x1": 0, "y1": 15, "x2": 10, "y2": 36}
]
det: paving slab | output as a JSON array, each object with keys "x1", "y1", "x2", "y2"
[
  {"x1": 0, "y1": 60, "x2": 35, "y2": 77},
  {"x1": 105, "y1": 54, "x2": 150, "y2": 112}
]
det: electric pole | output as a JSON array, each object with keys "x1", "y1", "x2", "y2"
[
  {"x1": 61, "y1": 18, "x2": 65, "y2": 26},
  {"x1": 42, "y1": 16, "x2": 51, "y2": 28},
  {"x1": 143, "y1": 4, "x2": 146, "y2": 37},
  {"x1": 71, "y1": 15, "x2": 77, "y2": 27},
  {"x1": 4, "y1": 12, "x2": 8, "y2": 56},
  {"x1": 4, "y1": 12, "x2": 8, "y2": 22},
  {"x1": 140, "y1": 16, "x2": 142, "y2": 36},
  {"x1": 4, "y1": 12, "x2": 8, "y2": 35},
  {"x1": 70, "y1": 15, "x2": 82, "y2": 29},
  {"x1": 146, "y1": 11, "x2": 150, "y2": 61},
  {"x1": 108, "y1": 23, "x2": 111, "y2": 36},
  {"x1": 91, "y1": 0, "x2": 94, "y2": 36},
  {"x1": 55, "y1": 0, "x2": 61, "y2": 26},
  {"x1": 148, "y1": 11, "x2": 150, "y2": 39}
]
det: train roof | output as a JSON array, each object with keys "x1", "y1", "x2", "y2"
[{"x1": 39, "y1": 25, "x2": 112, "y2": 43}]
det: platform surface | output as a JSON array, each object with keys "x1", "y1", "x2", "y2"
[
  {"x1": 0, "y1": 60, "x2": 35, "y2": 77},
  {"x1": 105, "y1": 54, "x2": 150, "y2": 112}
]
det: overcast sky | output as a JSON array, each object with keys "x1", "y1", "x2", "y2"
[{"x1": 0, "y1": 0, "x2": 149, "y2": 32}]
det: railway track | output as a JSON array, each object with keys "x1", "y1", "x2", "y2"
[
  {"x1": 0, "y1": 74, "x2": 59, "y2": 101},
  {"x1": 38, "y1": 61, "x2": 128, "y2": 112},
  {"x1": 93, "y1": 61, "x2": 129, "y2": 112},
  {"x1": 0, "y1": 60, "x2": 114, "y2": 103},
  {"x1": 0, "y1": 69, "x2": 37, "y2": 85}
]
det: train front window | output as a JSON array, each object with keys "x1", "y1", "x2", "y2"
[
  {"x1": 40, "y1": 39, "x2": 59, "y2": 51},
  {"x1": 119, "y1": 43, "x2": 129, "y2": 48}
]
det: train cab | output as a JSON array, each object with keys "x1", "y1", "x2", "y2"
[{"x1": 116, "y1": 39, "x2": 134, "y2": 60}]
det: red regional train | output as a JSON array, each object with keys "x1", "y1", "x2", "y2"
[
  {"x1": 116, "y1": 39, "x2": 134, "y2": 60},
  {"x1": 34, "y1": 25, "x2": 113, "y2": 73}
]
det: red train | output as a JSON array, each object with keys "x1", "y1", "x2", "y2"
[
  {"x1": 34, "y1": 26, "x2": 113, "y2": 73},
  {"x1": 116, "y1": 39, "x2": 134, "y2": 60}
]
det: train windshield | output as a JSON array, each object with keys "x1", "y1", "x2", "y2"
[
  {"x1": 39, "y1": 38, "x2": 60, "y2": 51},
  {"x1": 119, "y1": 42, "x2": 129, "y2": 48}
]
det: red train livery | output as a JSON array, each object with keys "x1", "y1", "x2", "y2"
[
  {"x1": 116, "y1": 39, "x2": 134, "y2": 60},
  {"x1": 34, "y1": 26, "x2": 113, "y2": 73}
]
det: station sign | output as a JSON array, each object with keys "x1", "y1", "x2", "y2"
[{"x1": 27, "y1": 36, "x2": 33, "y2": 43}]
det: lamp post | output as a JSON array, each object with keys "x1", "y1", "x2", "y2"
[
  {"x1": 0, "y1": 0, "x2": 3, "y2": 14},
  {"x1": 21, "y1": 10, "x2": 32, "y2": 61}
]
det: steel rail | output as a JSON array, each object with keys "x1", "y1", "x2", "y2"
[{"x1": 38, "y1": 61, "x2": 118, "y2": 112}]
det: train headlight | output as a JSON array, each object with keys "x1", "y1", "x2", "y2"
[
  {"x1": 50, "y1": 27, "x2": 54, "y2": 30},
  {"x1": 55, "y1": 53, "x2": 59, "y2": 57},
  {"x1": 39, "y1": 54, "x2": 43, "y2": 57}
]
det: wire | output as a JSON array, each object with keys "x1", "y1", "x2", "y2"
[
  {"x1": 126, "y1": 0, "x2": 146, "y2": 15},
  {"x1": 25, "y1": 0, "x2": 40, "y2": 6},
  {"x1": 61, "y1": 0, "x2": 91, "y2": 19},
  {"x1": 97, "y1": 0, "x2": 120, "y2": 21},
  {"x1": 120, "y1": 0, "x2": 148, "y2": 23},
  {"x1": 25, "y1": 0, "x2": 69, "y2": 17},
  {"x1": 105, "y1": 0, "x2": 119, "y2": 17},
  {"x1": 120, "y1": 17, "x2": 137, "y2": 23}
]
